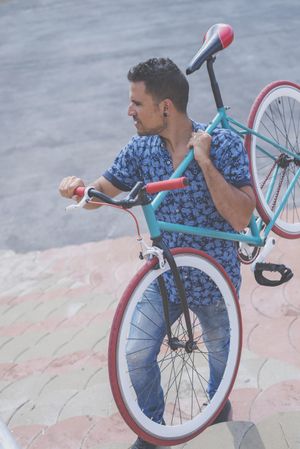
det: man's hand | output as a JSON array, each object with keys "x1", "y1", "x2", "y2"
[
  {"x1": 59, "y1": 176, "x2": 85, "y2": 201},
  {"x1": 188, "y1": 131, "x2": 212, "y2": 169},
  {"x1": 59, "y1": 175, "x2": 123, "y2": 210}
]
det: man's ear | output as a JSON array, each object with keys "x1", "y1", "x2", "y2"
[{"x1": 162, "y1": 99, "x2": 171, "y2": 117}]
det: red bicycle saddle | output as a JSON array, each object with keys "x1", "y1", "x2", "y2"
[{"x1": 186, "y1": 23, "x2": 234, "y2": 75}]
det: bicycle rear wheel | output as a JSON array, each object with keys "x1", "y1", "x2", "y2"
[
  {"x1": 108, "y1": 248, "x2": 241, "y2": 446},
  {"x1": 245, "y1": 81, "x2": 300, "y2": 238}
]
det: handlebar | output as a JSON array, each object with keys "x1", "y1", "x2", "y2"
[
  {"x1": 73, "y1": 177, "x2": 189, "y2": 209},
  {"x1": 145, "y1": 177, "x2": 188, "y2": 194}
]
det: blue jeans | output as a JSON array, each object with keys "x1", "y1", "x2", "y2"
[{"x1": 126, "y1": 282, "x2": 230, "y2": 423}]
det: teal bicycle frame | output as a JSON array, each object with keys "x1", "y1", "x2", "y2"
[{"x1": 141, "y1": 105, "x2": 300, "y2": 247}]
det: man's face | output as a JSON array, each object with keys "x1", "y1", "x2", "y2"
[{"x1": 128, "y1": 81, "x2": 167, "y2": 136}]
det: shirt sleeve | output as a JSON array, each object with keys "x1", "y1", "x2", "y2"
[
  {"x1": 103, "y1": 139, "x2": 141, "y2": 191},
  {"x1": 212, "y1": 129, "x2": 252, "y2": 188}
]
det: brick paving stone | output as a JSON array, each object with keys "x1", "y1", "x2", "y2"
[
  {"x1": 284, "y1": 280, "x2": 300, "y2": 311},
  {"x1": 0, "y1": 373, "x2": 54, "y2": 405},
  {"x1": 289, "y1": 317, "x2": 300, "y2": 353},
  {"x1": 0, "y1": 300, "x2": 45, "y2": 327},
  {"x1": 57, "y1": 383, "x2": 115, "y2": 420},
  {"x1": 230, "y1": 388, "x2": 260, "y2": 422},
  {"x1": 258, "y1": 358, "x2": 300, "y2": 390},
  {"x1": 250, "y1": 283, "x2": 292, "y2": 319},
  {"x1": 36, "y1": 366, "x2": 104, "y2": 394},
  {"x1": 10, "y1": 424, "x2": 47, "y2": 449},
  {"x1": 249, "y1": 381, "x2": 300, "y2": 423},
  {"x1": 0, "y1": 350, "x2": 107, "y2": 390},
  {"x1": 8, "y1": 388, "x2": 82, "y2": 427},
  {"x1": 0, "y1": 308, "x2": 111, "y2": 339},
  {"x1": 74, "y1": 414, "x2": 135, "y2": 449},
  {"x1": 28, "y1": 415, "x2": 95, "y2": 449},
  {"x1": 247, "y1": 316, "x2": 300, "y2": 368},
  {"x1": 234, "y1": 349, "x2": 267, "y2": 389},
  {"x1": 6, "y1": 328, "x2": 78, "y2": 363},
  {"x1": 18, "y1": 414, "x2": 135, "y2": 449}
]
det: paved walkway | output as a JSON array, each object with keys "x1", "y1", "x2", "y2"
[{"x1": 0, "y1": 233, "x2": 299, "y2": 448}]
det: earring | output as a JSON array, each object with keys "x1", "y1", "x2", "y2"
[{"x1": 163, "y1": 111, "x2": 168, "y2": 117}]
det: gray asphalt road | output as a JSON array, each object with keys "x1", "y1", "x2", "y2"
[{"x1": 1, "y1": 0, "x2": 300, "y2": 252}]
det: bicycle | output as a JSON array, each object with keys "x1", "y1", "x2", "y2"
[{"x1": 66, "y1": 23, "x2": 299, "y2": 447}]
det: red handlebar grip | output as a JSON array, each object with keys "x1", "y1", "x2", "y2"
[
  {"x1": 145, "y1": 177, "x2": 189, "y2": 195},
  {"x1": 74, "y1": 186, "x2": 85, "y2": 197}
]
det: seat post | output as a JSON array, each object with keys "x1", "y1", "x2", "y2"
[{"x1": 207, "y1": 57, "x2": 224, "y2": 109}]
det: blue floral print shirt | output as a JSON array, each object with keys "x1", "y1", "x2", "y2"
[{"x1": 103, "y1": 121, "x2": 252, "y2": 305}]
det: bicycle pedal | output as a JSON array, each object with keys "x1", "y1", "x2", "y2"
[{"x1": 254, "y1": 262, "x2": 293, "y2": 287}]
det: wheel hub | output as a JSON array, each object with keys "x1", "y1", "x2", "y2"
[
  {"x1": 276, "y1": 154, "x2": 291, "y2": 168},
  {"x1": 169, "y1": 337, "x2": 197, "y2": 353}
]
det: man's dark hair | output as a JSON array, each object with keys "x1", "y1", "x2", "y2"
[{"x1": 127, "y1": 58, "x2": 189, "y2": 113}]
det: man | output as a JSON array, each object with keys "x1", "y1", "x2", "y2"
[{"x1": 59, "y1": 58, "x2": 255, "y2": 449}]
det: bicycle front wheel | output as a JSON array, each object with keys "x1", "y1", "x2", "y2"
[
  {"x1": 108, "y1": 248, "x2": 241, "y2": 446},
  {"x1": 245, "y1": 81, "x2": 300, "y2": 238}
]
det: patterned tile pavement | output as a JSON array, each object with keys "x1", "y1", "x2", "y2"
[{"x1": 0, "y1": 232, "x2": 299, "y2": 448}]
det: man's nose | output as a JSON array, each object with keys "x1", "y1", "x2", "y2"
[{"x1": 128, "y1": 103, "x2": 135, "y2": 116}]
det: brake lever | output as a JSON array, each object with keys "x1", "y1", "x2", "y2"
[{"x1": 126, "y1": 182, "x2": 145, "y2": 200}]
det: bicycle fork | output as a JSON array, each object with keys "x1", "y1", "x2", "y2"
[{"x1": 149, "y1": 238, "x2": 197, "y2": 353}]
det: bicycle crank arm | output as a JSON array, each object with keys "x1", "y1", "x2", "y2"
[{"x1": 251, "y1": 237, "x2": 275, "y2": 272}]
